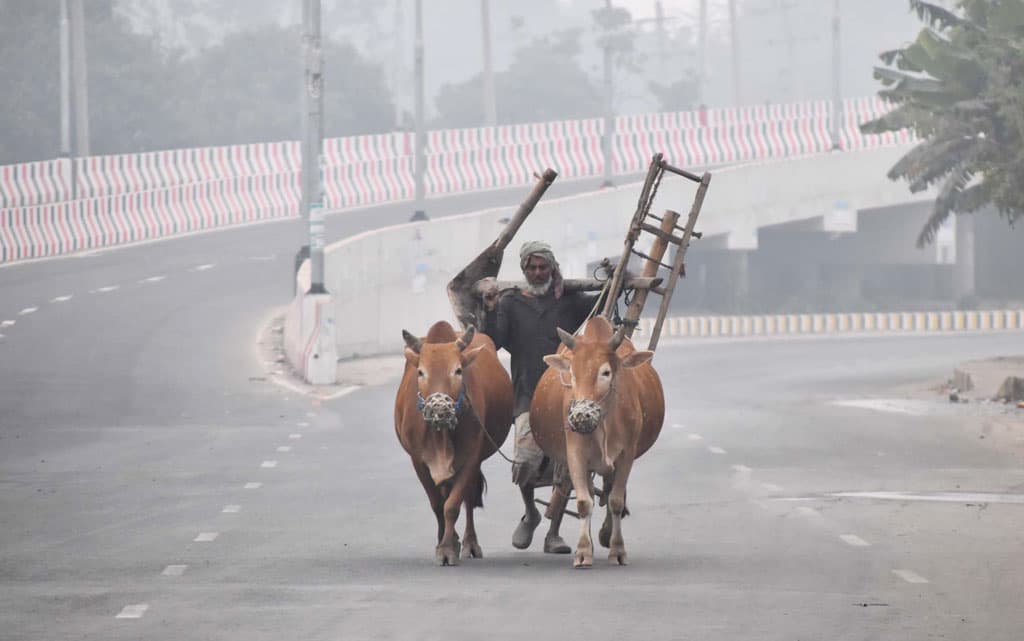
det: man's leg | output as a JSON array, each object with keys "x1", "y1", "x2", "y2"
[
  {"x1": 511, "y1": 413, "x2": 544, "y2": 549},
  {"x1": 542, "y1": 464, "x2": 572, "y2": 554}
]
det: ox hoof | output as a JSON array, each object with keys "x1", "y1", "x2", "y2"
[
  {"x1": 573, "y1": 550, "x2": 593, "y2": 569},
  {"x1": 461, "y1": 539, "x2": 483, "y2": 560},
  {"x1": 512, "y1": 508, "x2": 542, "y2": 550},
  {"x1": 544, "y1": 535, "x2": 571, "y2": 554},
  {"x1": 608, "y1": 549, "x2": 628, "y2": 566},
  {"x1": 435, "y1": 542, "x2": 461, "y2": 566}
]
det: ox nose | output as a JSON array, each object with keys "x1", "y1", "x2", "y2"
[
  {"x1": 420, "y1": 392, "x2": 458, "y2": 431},
  {"x1": 568, "y1": 399, "x2": 602, "y2": 434}
]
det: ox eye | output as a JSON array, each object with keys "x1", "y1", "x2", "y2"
[
  {"x1": 601, "y1": 370, "x2": 611, "y2": 378},
  {"x1": 454, "y1": 367, "x2": 463, "y2": 376},
  {"x1": 417, "y1": 369, "x2": 425, "y2": 378}
]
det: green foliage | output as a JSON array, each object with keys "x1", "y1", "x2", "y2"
[
  {"x1": 433, "y1": 30, "x2": 601, "y2": 128},
  {"x1": 862, "y1": 0, "x2": 1024, "y2": 246}
]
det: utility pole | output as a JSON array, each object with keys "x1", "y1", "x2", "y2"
[
  {"x1": 293, "y1": 0, "x2": 337, "y2": 386},
  {"x1": 59, "y1": 0, "x2": 75, "y2": 199},
  {"x1": 411, "y1": 0, "x2": 428, "y2": 221},
  {"x1": 655, "y1": 1, "x2": 666, "y2": 78},
  {"x1": 68, "y1": 0, "x2": 89, "y2": 158},
  {"x1": 830, "y1": 0, "x2": 843, "y2": 150},
  {"x1": 600, "y1": 0, "x2": 615, "y2": 187},
  {"x1": 481, "y1": 0, "x2": 497, "y2": 126},
  {"x1": 697, "y1": 0, "x2": 707, "y2": 105},
  {"x1": 302, "y1": 0, "x2": 326, "y2": 294},
  {"x1": 728, "y1": 0, "x2": 741, "y2": 106}
]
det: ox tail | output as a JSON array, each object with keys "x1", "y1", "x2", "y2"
[{"x1": 471, "y1": 471, "x2": 487, "y2": 509}]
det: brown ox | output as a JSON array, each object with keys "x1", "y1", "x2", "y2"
[
  {"x1": 530, "y1": 316, "x2": 664, "y2": 568},
  {"x1": 395, "y1": 321, "x2": 513, "y2": 565}
]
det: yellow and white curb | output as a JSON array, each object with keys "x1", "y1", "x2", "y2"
[{"x1": 638, "y1": 309, "x2": 1024, "y2": 340}]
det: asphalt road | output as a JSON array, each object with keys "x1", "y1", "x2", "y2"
[{"x1": 2, "y1": 182, "x2": 1023, "y2": 641}]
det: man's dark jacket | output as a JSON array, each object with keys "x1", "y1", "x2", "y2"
[{"x1": 486, "y1": 289, "x2": 595, "y2": 416}]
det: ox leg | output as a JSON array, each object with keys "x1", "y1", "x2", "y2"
[
  {"x1": 567, "y1": 451, "x2": 594, "y2": 568},
  {"x1": 607, "y1": 457, "x2": 634, "y2": 566},
  {"x1": 412, "y1": 460, "x2": 445, "y2": 544},
  {"x1": 599, "y1": 474, "x2": 614, "y2": 549},
  {"x1": 436, "y1": 462, "x2": 482, "y2": 566},
  {"x1": 461, "y1": 473, "x2": 484, "y2": 560}
]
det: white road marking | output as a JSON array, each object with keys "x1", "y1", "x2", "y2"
[
  {"x1": 192, "y1": 263, "x2": 216, "y2": 271},
  {"x1": 840, "y1": 534, "x2": 871, "y2": 547},
  {"x1": 115, "y1": 604, "x2": 149, "y2": 619},
  {"x1": 687, "y1": 434, "x2": 703, "y2": 441},
  {"x1": 708, "y1": 446, "x2": 727, "y2": 455},
  {"x1": 297, "y1": 422, "x2": 310, "y2": 428},
  {"x1": 244, "y1": 482, "x2": 262, "y2": 489},
  {"x1": 319, "y1": 385, "x2": 361, "y2": 400},
  {"x1": 831, "y1": 491, "x2": 1024, "y2": 505},
  {"x1": 761, "y1": 482, "x2": 784, "y2": 492},
  {"x1": 832, "y1": 399, "x2": 927, "y2": 416},
  {"x1": 276, "y1": 446, "x2": 291, "y2": 453},
  {"x1": 796, "y1": 506, "x2": 822, "y2": 518},
  {"x1": 221, "y1": 505, "x2": 241, "y2": 514},
  {"x1": 161, "y1": 565, "x2": 187, "y2": 576},
  {"x1": 51, "y1": 295, "x2": 72, "y2": 302},
  {"x1": 289, "y1": 434, "x2": 302, "y2": 440},
  {"x1": 92, "y1": 285, "x2": 120, "y2": 293},
  {"x1": 892, "y1": 569, "x2": 929, "y2": 584},
  {"x1": 731, "y1": 464, "x2": 752, "y2": 473},
  {"x1": 261, "y1": 460, "x2": 278, "y2": 468},
  {"x1": 305, "y1": 412, "x2": 316, "y2": 418},
  {"x1": 140, "y1": 275, "x2": 166, "y2": 283},
  {"x1": 672, "y1": 423, "x2": 686, "y2": 429},
  {"x1": 1, "y1": 320, "x2": 15, "y2": 327},
  {"x1": 193, "y1": 532, "x2": 219, "y2": 542},
  {"x1": 19, "y1": 307, "x2": 37, "y2": 315}
]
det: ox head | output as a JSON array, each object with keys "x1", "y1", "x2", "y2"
[
  {"x1": 542, "y1": 322, "x2": 653, "y2": 434},
  {"x1": 402, "y1": 325, "x2": 483, "y2": 434}
]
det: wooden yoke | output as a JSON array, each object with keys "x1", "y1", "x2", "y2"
[{"x1": 447, "y1": 169, "x2": 558, "y2": 330}]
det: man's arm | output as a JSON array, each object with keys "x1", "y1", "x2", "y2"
[{"x1": 485, "y1": 291, "x2": 511, "y2": 352}]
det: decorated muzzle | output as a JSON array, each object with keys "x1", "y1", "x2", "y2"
[
  {"x1": 417, "y1": 388, "x2": 465, "y2": 432},
  {"x1": 567, "y1": 399, "x2": 602, "y2": 434}
]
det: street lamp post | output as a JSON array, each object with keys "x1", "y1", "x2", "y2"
[
  {"x1": 303, "y1": 0, "x2": 326, "y2": 294},
  {"x1": 411, "y1": 0, "x2": 428, "y2": 221}
]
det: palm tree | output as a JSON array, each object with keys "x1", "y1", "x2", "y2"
[{"x1": 861, "y1": 0, "x2": 1024, "y2": 246}]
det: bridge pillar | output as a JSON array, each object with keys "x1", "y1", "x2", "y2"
[{"x1": 952, "y1": 215, "x2": 976, "y2": 302}]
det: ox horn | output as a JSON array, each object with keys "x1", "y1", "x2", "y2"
[
  {"x1": 607, "y1": 324, "x2": 627, "y2": 351},
  {"x1": 456, "y1": 325, "x2": 476, "y2": 351},
  {"x1": 402, "y1": 330, "x2": 423, "y2": 354},
  {"x1": 556, "y1": 328, "x2": 577, "y2": 350}
]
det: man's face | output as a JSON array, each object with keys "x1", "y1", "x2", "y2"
[{"x1": 524, "y1": 255, "x2": 553, "y2": 287}]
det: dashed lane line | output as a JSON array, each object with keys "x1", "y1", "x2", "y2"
[
  {"x1": 840, "y1": 534, "x2": 871, "y2": 547},
  {"x1": 244, "y1": 482, "x2": 262, "y2": 489},
  {"x1": 193, "y1": 532, "x2": 219, "y2": 542},
  {"x1": 260, "y1": 460, "x2": 278, "y2": 468},
  {"x1": 115, "y1": 604, "x2": 149, "y2": 619},
  {"x1": 687, "y1": 434, "x2": 703, "y2": 441},
  {"x1": 289, "y1": 434, "x2": 302, "y2": 440},
  {"x1": 192, "y1": 263, "x2": 216, "y2": 272},
  {"x1": 276, "y1": 446, "x2": 292, "y2": 453},
  {"x1": 51, "y1": 295, "x2": 72, "y2": 302},
  {"x1": 708, "y1": 446, "x2": 727, "y2": 455},
  {"x1": 91, "y1": 285, "x2": 120, "y2": 294},
  {"x1": 161, "y1": 565, "x2": 187, "y2": 576},
  {"x1": 19, "y1": 307, "x2": 37, "y2": 315},
  {"x1": 1, "y1": 320, "x2": 15, "y2": 328},
  {"x1": 892, "y1": 569, "x2": 929, "y2": 584},
  {"x1": 140, "y1": 275, "x2": 166, "y2": 283},
  {"x1": 731, "y1": 464, "x2": 752, "y2": 473},
  {"x1": 221, "y1": 505, "x2": 241, "y2": 514}
]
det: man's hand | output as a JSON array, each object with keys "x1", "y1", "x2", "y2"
[{"x1": 475, "y1": 277, "x2": 501, "y2": 311}]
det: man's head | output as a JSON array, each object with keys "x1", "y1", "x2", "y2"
[{"x1": 519, "y1": 241, "x2": 558, "y2": 297}]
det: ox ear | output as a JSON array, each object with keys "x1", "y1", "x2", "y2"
[
  {"x1": 543, "y1": 354, "x2": 571, "y2": 372},
  {"x1": 403, "y1": 347, "x2": 420, "y2": 367},
  {"x1": 621, "y1": 350, "x2": 653, "y2": 369}
]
